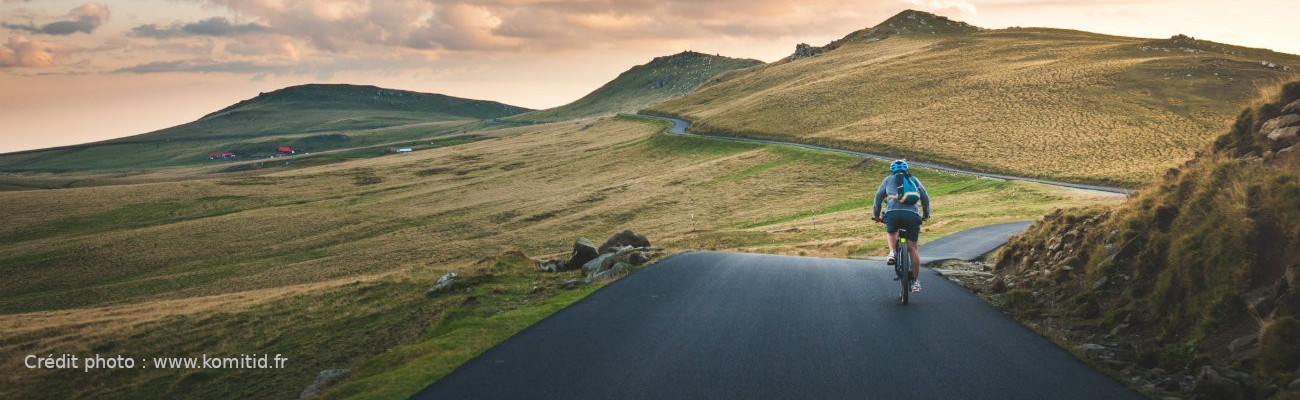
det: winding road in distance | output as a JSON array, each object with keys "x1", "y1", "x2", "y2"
[
  {"x1": 632, "y1": 113, "x2": 1133, "y2": 195},
  {"x1": 412, "y1": 222, "x2": 1146, "y2": 400}
]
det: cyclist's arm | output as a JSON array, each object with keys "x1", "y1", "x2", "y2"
[
  {"x1": 917, "y1": 178, "x2": 931, "y2": 220},
  {"x1": 872, "y1": 180, "x2": 887, "y2": 219}
]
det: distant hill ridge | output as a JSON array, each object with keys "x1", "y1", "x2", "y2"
[
  {"x1": 0, "y1": 84, "x2": 530, "y2": 172},
  {"x1": 788, "y1": 9, "x2": 980, "y2": 62},
  {"x1": 199, "y1": 84, "x2": 530, "y2": 122},
  {"x1": 508, "y1": 51, "x2": 762, "y2": 123}
]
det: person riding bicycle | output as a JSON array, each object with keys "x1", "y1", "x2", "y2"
[{"x1": 872, "y1": 160, "x2": 931, "y2": 293}]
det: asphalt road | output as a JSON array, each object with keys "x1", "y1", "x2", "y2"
[
  {"x1": 630, "y1": 113, "x2": 1132, "y2": 195},
  {"x1": 411, "y1": 222, "x2": 1145, "y2": 400}
]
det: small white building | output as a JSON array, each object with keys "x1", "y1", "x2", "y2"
[{"x1": 397, "y1": 148, "x2": 413, "y2": 153}]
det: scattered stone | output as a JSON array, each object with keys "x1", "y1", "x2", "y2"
[
  {"x1": 588, "y1": 262, "x2": 629, "y2": 283},
  {"x1": 539, "y1": 259, "x2": 562, "y2": 273},
  {"x1": 1078, "y1": 343, "x2": 1107, "y2": 357},
  {"x1": 598, "y1": 230, "x2": 651, "y2": 254},
  {"x1": 560, "y1": 278, "x2": 582, "y2": 290},
  {"x1": 1262, "y1": 114, "x2": 1300, "y2": 132},
  {"x1": 1228, "y1": 333, "x2": 1257, "y2": 355},
  {"x1": 1193, "y1": 366, "x2": 1248, "y2": 400},
  {"x1": 1268, "y1": 126, "x2": 1300, "y2": 142},
  {"x1": 582, "y1": 253, "x2": 616, "y2": 277},
  {"x1": 628, "y1": 251, "x2": 650, "y2": 266},
  {"x1": 563, "y1": 238, "x2": 599, "y2": 271},
  {"x1": 1287, "y1": 378, "x2": 1300, "y2": 390},
  {"x1": 424, "y1": 272, "x2": 458, "y2": 296},
  {"x1": 1283, "y1": 99, "x2": 1300, "y2": 114},
  {"x1": 299, "y1": 369, "x2": 349, "y2": 399}
]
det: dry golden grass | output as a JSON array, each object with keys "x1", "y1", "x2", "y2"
[
  {"x1": 0, "y1": 115, "x2": 1120, "y2": 399},
  {"x1": 648, "y1": 29, "x2": 1300, "y2": 187}
]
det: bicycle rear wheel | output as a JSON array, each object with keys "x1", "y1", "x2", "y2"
[{"x1": 898, "y1": 238, "x2": 911, "y2": 305}]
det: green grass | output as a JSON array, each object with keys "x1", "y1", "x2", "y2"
[
  {"x1": 325, "y1": 281, "x2": 605, "y2": 400},
  {"x1": 0, "y1": 196, "x2": 258, "y2": 245}
]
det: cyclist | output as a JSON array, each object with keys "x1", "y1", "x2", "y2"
[{"x1": 871, "y1": 160, "x2": 931, "y2": 293}]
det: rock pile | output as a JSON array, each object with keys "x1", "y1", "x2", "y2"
[
  {"x1": 1263, "y1": 99, "x2": 1300, "y2": 152},
  {"x1": 539, "y1": 230, "x2": 661, "y2": 283}
]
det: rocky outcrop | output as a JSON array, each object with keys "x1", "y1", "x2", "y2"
[
  {"x1": 423, "y1": 272, "x2": 458, "y2": 296},
  {"x1": 986, "y1": 82, "x2": 1300, "y2": 400},
  {"x1": 791, "y1": 43, "x2": 825, "y2": 61}
]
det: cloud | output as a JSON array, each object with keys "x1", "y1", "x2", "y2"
[
  {"x1": 2, "y1": 2, "x2": 109, "y2": 35},
  {"x1": 131, "y1": 17, "x2": 270, "y2": 39},
  {"x1": 0, "y1": 35, "x2": 78, "y2": 67},
  {"x1": 193, "y1": 0, "x2": 904, "y2": 54},
  {"x1": 112, "y1": 59, "x2": 296, "y2": 74}
]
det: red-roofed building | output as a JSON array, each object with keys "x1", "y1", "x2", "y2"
[{"x1": 276, "y1": 146, "x2": 293, "y2": 155}]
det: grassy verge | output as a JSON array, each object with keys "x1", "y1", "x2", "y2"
[{"x1": 325, "y1": 279, "x2": 606, "y2": 400}]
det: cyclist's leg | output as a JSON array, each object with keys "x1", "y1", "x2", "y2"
[
  {"x1": 908, "y1": 240, "x2": 921, "y2": 278},
  {"x1": 883, "y1": 212, "x2": 901, "y2": 258},
  {"x1": 896, "y1": 213, "x2": 922, "y2": 278}
]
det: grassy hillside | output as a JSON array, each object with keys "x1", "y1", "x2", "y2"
[
  {"x1": 0, "y1": 84, "x2": 529, "y2": 173},
  {"x1": 506, "y1": 51, "x2": 761, "y2": 123},
  {"x1": 992, "y1": 82, "x2": 1300, "y2": 397},
  {"x1": 0, "y1": 115, "x2": 1119, "y2": 400},
  {"x1": 647, "y1": 10, "x2": 1300, "y2": 188}
]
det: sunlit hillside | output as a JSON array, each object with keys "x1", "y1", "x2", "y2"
[
  {"x1": 647, "y1": 10, "x2": 1300, "y2": 187},
  {"x1": 507, "y1": 51, "x2": 761, "y2": 123}
]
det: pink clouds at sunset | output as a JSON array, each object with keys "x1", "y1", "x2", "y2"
[{"x1": 2, "y1": 0, "x2": 1299, "y2": 153}]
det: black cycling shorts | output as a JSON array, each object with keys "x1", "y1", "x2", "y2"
[{"x1": 883, "y1": 210, "x2": 921, "y2": 242}]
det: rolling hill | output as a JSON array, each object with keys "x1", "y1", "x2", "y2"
[
  {"x1": 0, "y1": 114, "x2": 1120, "y2": 399},
  {"x1": 0, "y1": 84, "x2": 530, "y2": 173},
  {"x1": 991, "y1": 82, "x2": 1300, "y2": 399},
  {"x1": 646, "y1": 10, "x2": 1300, "y2": 187},
  {"x1": 506, "y1": 51, "x2": 762, "y2": 123}
]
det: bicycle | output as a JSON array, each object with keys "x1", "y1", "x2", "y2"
[
  {"x1": 895, "y1": 229, "x2": 913, "y2": 305},
  {"x1": 872, "y1": 217, "x2": 914, "y2": 304}
]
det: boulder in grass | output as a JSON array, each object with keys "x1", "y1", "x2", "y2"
[
  {"x1": 300, "y1": 369, "x2": 349, "y2": 399},
  {"x1": 599, "y1": 230, "x2": 650, "y2": 253},
  {"x1": 582, "y1": 253, "x2": 616, "y2": 277},
  {"x1": 424, "y1": 272, "x2": 458, "y2": 296},
  {"x1": 563, "y1": 238, "x2": 599, "y2": 271}
]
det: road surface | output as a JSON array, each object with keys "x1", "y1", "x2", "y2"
[
  {"x1": 411, "y1": 222, "x2": 1144, "y2": 400},
  {"x1": 630, "y1": 113, "x2": 1132, "y2": 195}
]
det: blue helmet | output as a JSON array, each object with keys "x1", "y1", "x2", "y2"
[{"x1": 889, "y1": 160, "x2": 908, "y2": 173}]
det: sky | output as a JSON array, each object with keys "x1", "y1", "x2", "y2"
[{"x1": 2, "y1": 0, "x2": 1298, "y2": 153}]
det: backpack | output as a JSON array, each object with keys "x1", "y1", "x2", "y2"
[{"x1": 894, "y1": 173, "x2": 921, "y2": 206}]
